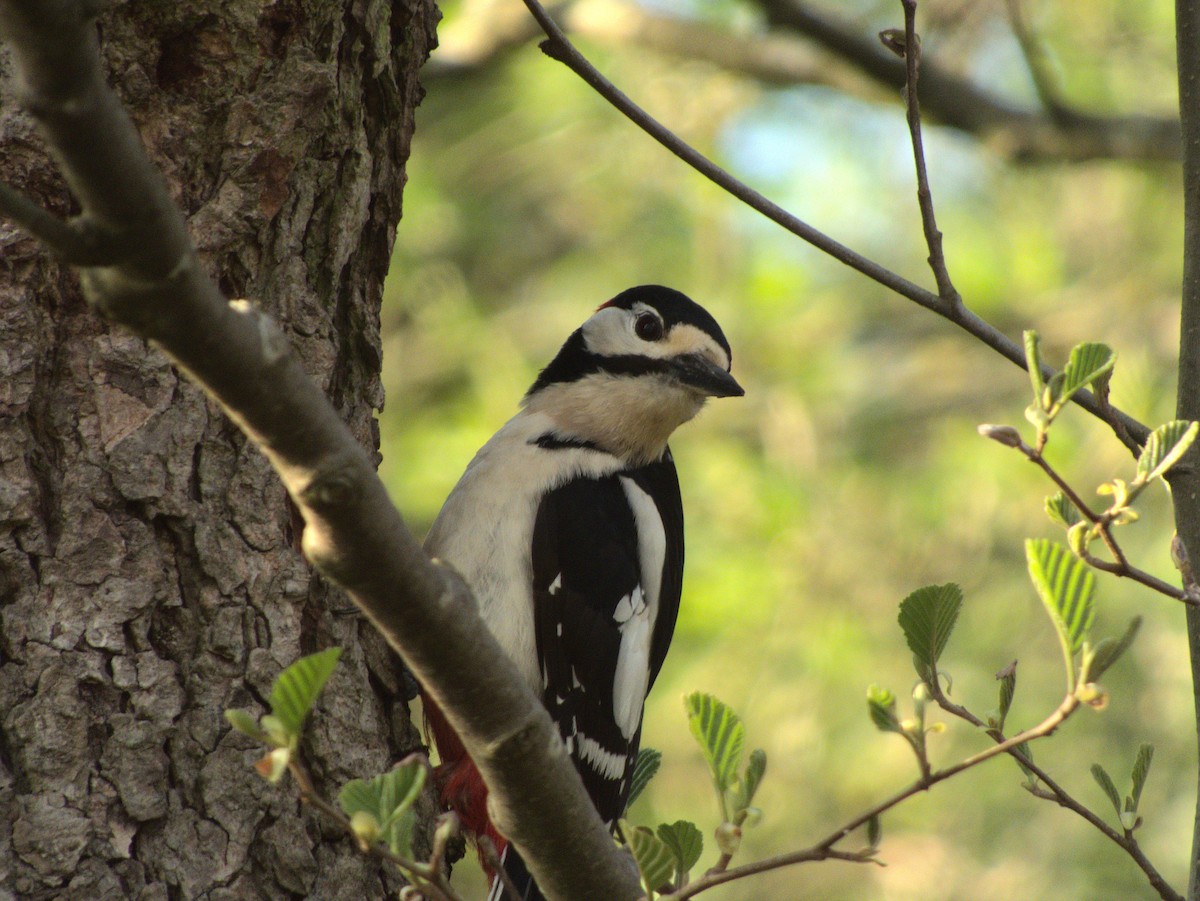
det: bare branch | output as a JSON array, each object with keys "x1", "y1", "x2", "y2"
[
  {"x1": 756, "y1": 0, "x2": 1180, "y2": 164},
  {"x1": 1003, "y1": 0, "x2": 1069, "y2": 116},
  {"x1": 889, "y1": 0, "x2": 961, "y2": 307},
  {"x1": 432, "y1": 0, "x2": 850, "y2": 92},
  {"x1": 517, "y1": 0, "x2": 1151, "y2": 453},
  {"x1": 0, "y1": 3, "x2": 641, "y2": 899}
]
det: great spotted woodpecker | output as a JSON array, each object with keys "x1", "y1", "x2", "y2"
[{"x1": 422, "y1": 285, "x2": 742, "y2": 900}]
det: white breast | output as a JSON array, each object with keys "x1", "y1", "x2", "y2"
[{"x1": 423, "y1": 410, "x2": 625, "y2": 692}]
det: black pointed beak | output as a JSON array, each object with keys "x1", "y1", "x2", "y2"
[{"x1": 673, "y1": 353, "x2": 745, "y2": 398}]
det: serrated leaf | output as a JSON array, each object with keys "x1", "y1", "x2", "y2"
[
  {"x1": 224, "y1": 708, "x2": 267, "y2": 743},
  {"x1": 1130, "y1": 743, "x2": 1154, "y2": 809},
  {"x1": 1051, "y1": 342, "x2": 1116, "y2": 411},
  {"x1": 867, "y1": 685, "x2": 902, "y2": 734},
  {"x1": 338, "y1": 758, "x2": 426, "y2": 857},
  {"x1": 1044, "y1": 372, "x2": 1066, "y2": 410},
  {"x1": 1024, "y1": 330, "x2": 1046, "y2": 409},
  {"x1": 1091, "y1": 763, "x2": 1122, "y2": 816},
  {"x1": 657, "y1": 820, "x2": 703, "y2": 876},
  {"x1": 1026, "y1": 539, "x2": 1096, "y2": 662},
  {"x1": 1087, "y1": 617, "x2": 1142, "y2": 682},
  {"x1": 738, "y1": 748, "x2": 767, "y2": 811},
  {"x1": 1045, "y1": 493, "x2": 1082, "y2": 528},
  {"x1": 866, "y1": 814, "x2": 882, "y2": 849},
  {"x1": 269, "y1": 647, "x2": 342, "y2": 735},
  {"x1": 685, "y1": 693, "x2": 745, "y2": 792},
  {"x1": 898, "y1": 583, "x2": 962, "y2": 674},
  {"x1": 622, "y1": 821, "x2": 675, "y2": 897},
  {"x1": 1137, "y1": 421, "x2": 1199, "y2": 483},
  {"x1": 627, "y1": 748, "x2": 662, "y2": 808}
]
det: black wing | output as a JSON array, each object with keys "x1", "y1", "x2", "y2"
[{"x1": 531, "y1": 451, "x2": 684, "y2": 825}]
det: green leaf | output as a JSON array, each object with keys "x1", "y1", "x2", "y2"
[
  {"x1": 996, "y1": 660, "x2": 1017, "y2": 729},
  {"x1": 737, "y1": 748, "x2": 767, "y2": 811},
  {"x1": 1091, "y1": 763, "x2": 1122, "y2": 816},
  {"x1": 1136, "y1": 421, "x2": 1199, "y2": 483},
  {"x1": 1045, "y1": 493, "x2": 1082, "y2": 529},
  {"x1": 1024, "y1": 330, "x2": 1046, "y2": 410},
  {"x1": 622, "y1": 821, "x2": 675, "y2": 897},
  {"x1": 1050, "y1": 342, "x2": 1116, "y2": 411},
  {"x1": 685, "y1": 693, "x2": 745, "y2": 792},
  {"x1": 866, "y1": 814, "x2": 882, "y2": 849},
  {"x1": 1026, "y1": 539, "x2": 1096, "y2": 670},
  {"x1": 627, "y1": 748, "x2": 662, "y2": 809},
  {"x1": 338, "y1": 757, "x2": 426, "y2": 858},
  {"x1": 867, "y1": 685, "x2": 902, "y2": 734},
  {"x1": 1011, "y1": 741, "x2": 1037, "y2": 783},
  {"x1": 1087, "y1": 617, "x2": 1142, "y2": 682},
  {"x1": 657, "y1": 820, "x2": 703, "y2": 877},
  {"x1": 269, "y1": 647, "x2": 343, "y2": 736},
  {"x1": 897, "y1": 583, "x2": 963, "y2": 675},
  {"x1": 224, "y1": 708, "x2": 268, "y2": 743},
  {"x1": 1130, "y1": 743, "x2": 1154, "y2": 810}
]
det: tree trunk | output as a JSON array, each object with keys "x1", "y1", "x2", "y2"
[{"x1": 0, "y1": 1, "x2": 437, "y2": 898}]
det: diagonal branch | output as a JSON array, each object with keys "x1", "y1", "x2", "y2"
[
  {"x1": 665, "y1": 694, "x2": 1081, "y2": 899},
  {"x1": 755, "y1": 0, "x2": 1181, "y2": 163},
  {"x1": 931, "y1": 684, "x2": 1183, "y2": 901},
  {"x1": 517, "y1": 0, "x2": 1151, "y2": 454},
  {"x1": 0, "y1": 3, "x2": 640, "y2": 900}
]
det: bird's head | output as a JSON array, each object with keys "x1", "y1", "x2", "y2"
[{"x1": 523, "y1": 285, "x2": 743, "y2": 464}]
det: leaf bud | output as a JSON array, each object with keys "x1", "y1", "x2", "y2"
[
  {"x1": 350, "y1": 810, "x2": 381, "y2": 846},
  {"x1": 715, "y1": 822, "x2": 742, "y2": 856},
  {"x1": 254, "y1": 746, "x2": 291, "y2": 783},
  {"x1": 977, "y1": 424, "x2": 1023, "y2": 447}
]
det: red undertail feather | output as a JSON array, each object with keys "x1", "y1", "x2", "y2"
[{"x1": 423, "y1": 696, "x2": 506, "y2": 873}]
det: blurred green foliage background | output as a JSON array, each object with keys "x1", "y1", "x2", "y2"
[{"x1": 379, "y1": 1, "x2": 1189, "y2": 897}]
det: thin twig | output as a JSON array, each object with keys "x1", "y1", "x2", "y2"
[
  {"x1": 890, "y1": 0, "x2": 961, "y2": 309},
  {"x1": 287, "y1": 760, "x2": 463, "y2": 901},
  {"x1": 516, "y1": 0, "x2": 1151, "y2": 454},
  {"x1": 1009, "y1": 436, "x2": 1199, "y2": 605},
  {"x1": 930, "y1": 684, "x2": 1184, "y2": 901},
  {"x1": 479, "y1": 835, "x2": 524, "y2": 901},
  {"x1": 664, "y1": 696, "x2": 1079, "y2": 899},
  {"x1": 1003, "y1": 0, "x2": 1071, "y2": 117}
]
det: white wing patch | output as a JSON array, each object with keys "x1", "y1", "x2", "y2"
[
  {"x1": 577, "y1": 732, "x2": 628, "y2": 780},
  {"x1": 612, "y1": 477, "x2": 667, "y2": 741}
]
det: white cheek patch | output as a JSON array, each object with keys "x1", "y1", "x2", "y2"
[
  {"x1": 581, "y1": 306, "x2": 644, "y2": 357},
  {"x1": 581, "y1": 306, "x2": 731, "y2": 371}
]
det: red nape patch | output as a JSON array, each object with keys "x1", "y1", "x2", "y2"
[
  {"x1": 424, "y1": 697, "x2": 507, "y2": 875},
  {"x1": 595, "y1": 298, "x2": 618, "y2": 311}
]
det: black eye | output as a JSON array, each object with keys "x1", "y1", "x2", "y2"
[{"x1": 635, "y1": 314, "x2": 664, "y2": 342}]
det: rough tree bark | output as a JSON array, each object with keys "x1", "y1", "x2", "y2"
[{"x1": 0, "y1": 2, "x2": 438, "y2": 898}]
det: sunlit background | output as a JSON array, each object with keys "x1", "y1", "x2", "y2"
[{"x1": 380, "y1": 0, "x2": 1189, "y2": 897}]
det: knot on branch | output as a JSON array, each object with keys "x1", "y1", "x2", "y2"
[{"x1": 300, "y1": 459, "x2": 366, "y2": 513}]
